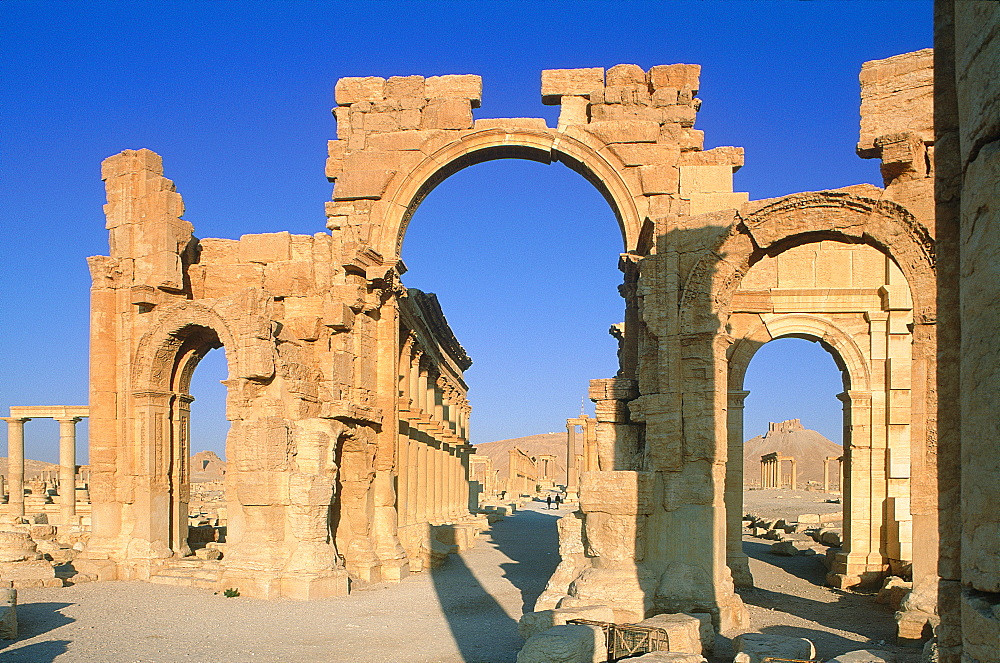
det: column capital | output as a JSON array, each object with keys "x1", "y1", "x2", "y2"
[
  {"x1": 727, "y1": 390, "x2": 751, "y2": 408},
  {"x1": 2, "y1": 417, "x2": 31, "y2": 424},
  {"x1": 55, "y1": 417, "x2": 83, "y2": 424}
]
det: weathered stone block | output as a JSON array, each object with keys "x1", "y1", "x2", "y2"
[
  {"x1": 826, "y1": 650, "x2": 896, "y2": 663},
  {"x1": 636, "y1": 613, "x2": 702, "y2": 654},
  {"x1": 648, "y1": 64, "x2": 700, "y2": 90},
  {"x1": 579, "y1": 471, "x2": 653, "y2": 515},
  {"x1": 732, "y1": 633, "x2": 815, "y2": 663},
  {"x1": 421, "y1": 99, "x2": 474, "y2": 130},
  {"x1": 585, "y1": 120, "x2": 660, "y2": 144},
  {"x1": 425, "y1": 74, "x2": 482, "y2": 106},
  {"x1": 518, "y1": 604, "x2": 615, "y2": 641},
  {"x1": 0, "y1": 588, "x2": 15, "y2": 640},
  {"x1": 384, "y1": 75, "x2": 425, "y2": 99},
  {"x1": 541, "y1": 68, "x2": 604, "y2": 103},
  {"x1": 516, "y1": 624, "x2": 605, "y2": 663},
  {"x1": 335, "y1": 77, "x2": 385, "y2": 106},
  {"x1": 332, "y1": 169, "x2": 396, "y2": 200}
]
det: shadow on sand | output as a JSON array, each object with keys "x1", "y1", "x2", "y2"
[
  {"x1": 0, "y1": 600, "x2": 74, "y2": 662},
  {"x1": 430, "y1": 504, "x2": 561, "y2": 663}
]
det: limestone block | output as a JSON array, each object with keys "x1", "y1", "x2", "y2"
[
  {"x1": 516, "y1": 624, "x2": 605, "y2": 663},
  {"x1": 959, "y1": 589, "x2": 1000, "y2": 661},
  {"x1": 238, "y1": 232, "x2": 292, "y2": 264},
  {"x1": 636, "y1": 613, "x2": 702, "y2": 654},
  {"x1": 627, "y1": 654, "x2": 705, "y2": 663},
  {"x1": 682, "y1": 613, "x2": 714, "y2": 655},
  {"x1": 557, "y1": 512, "x2": 585, "y2": 557},
  {"x1": 558, "y1": 96, "x2": 589, "y2": 127},
  {"x1": 583, "y1": 511, "x2": 645, "y2": 563},
  {"x1": 798, "y1": 513, "x2": 820, "y2": 524},
  {"x1": 0, "y1": 532, "x2": 41, "y2": 563},
  {"x1": 895, "y1": 608, "x2": 936, "y2": 645},
  {"x1": 638, "y1": 166, "x2": 679, "y2": 196},
  {"x1": 518, "y1": 605, "x2": 615, "y2": 641},
  {"x1": 425, "y1": 74, "x2": 482, "y2": 106},
  {"x1": 569, "y1": 566, "x2": 658, "y2": 622},
  {"x1": 263, "y1": 261, "x2": 313, "y2": 298},
  {"x1": 199, "y1": 237, "x2": 240, "y2": 265},
  {"x1": 584, "y1": 121, "x2": 660, "y2": 144},
  {"x1": 679, "y1": 165, "x2": 734, "y2": 198},
  {"x1": 678, "y1": 146, "x2": 744, "y2": 170},
  {"x1": 541, "y1": 68, "x2": 604, "y2": 104},
  {"x1": 333, "y1": 169, "x2": 396, "y2": 200},
  {"x1": 0, "y1": 588, "x2": 15, "y2": 640},
  {"x1": 579, "y1": 471, "x2": 653, "y2": 515},
  {"x1": 877, "y1": 577, "x2": 912, "y2": 611},
  {"x1": 770, "y1": 540, "x2": 803, "y2": 556},
  {"x1": 827, "y1": 650, "x2": 896, "y2": 663},
  {"x1": 0, "y1": 559, "x2": 59, "y2": 587},
  {"x1": 648, "y1": 64, "x2": 700, "y2": 91},
  {"x1": 732, "y1": 633, "x2": 815, "y2": 663},
  {"x1": 858, "y1": 49, "x2": 933, "y2": 154},
  {"x1": 366, "y1": 130, "x2": 432, "y2": 152},
  {"x1": 384, "y1": 75, "x2": 425, "y2": 99},
  {"x1": 421, "y1": 98, "x2": 473, "y2": 130},
  {"x1": 335, "y1": 77, "x2": 386, "y2": 106},
  {"x1": 608, "y1": 143, "x2": 680, "y2": 168},
  {"x1": 606, "y1": 64, "x2": 645, "y2": 86}
]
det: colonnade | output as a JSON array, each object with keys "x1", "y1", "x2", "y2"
[
  {"x1": 759, "y1": 452, "x2": 796, "y2": 489},
  {"x1": 2, "y1": 406, "x2": 89, "y2": 523},
  {"x1": 395, "y1": 337, "x2": 473, "y2": 527}
]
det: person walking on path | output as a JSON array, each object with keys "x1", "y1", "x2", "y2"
[
  {"x1": 554, "y1": 494, "x2": 562, "y2": 509},
  {"x1": 546, "y1": 495, "x2": 552, "y2": 509}
]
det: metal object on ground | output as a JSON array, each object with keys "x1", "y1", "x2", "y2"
[{"x1": 566, "y1": 619, "x2": 671, "y2": 662}]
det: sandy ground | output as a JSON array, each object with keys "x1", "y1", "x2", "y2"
[{"x1": 2, "y1": 494, "x2": 922, "y2": 662}]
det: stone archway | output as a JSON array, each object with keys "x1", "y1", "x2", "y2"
[
  {"x1": 675, "y1": 190, "x2": 935, "y2": 595},
  {"x1": 725, "y1": 313, "x2": 868, "y2": 588}
]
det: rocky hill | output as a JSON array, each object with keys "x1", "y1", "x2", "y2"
[
  {"x1": 743, "y1": 419, "x2": 843, "y2": 489},
  {"x1": 191, "y1": 450, "x2": 226, "y2": 482},
  {"x1": 0, "y1": 458, "x2": 61, "y2": 478},
  {"x1": 474, "y1": 432, "x2": 567, "y2": 482}
]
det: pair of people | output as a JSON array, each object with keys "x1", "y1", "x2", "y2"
[{"x1": 545, "y1": 494, "x2": 562, "y2": 510}]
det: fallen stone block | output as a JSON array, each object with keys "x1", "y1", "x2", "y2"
[
  {"x1": 820, "y1": 529, "x2": 843, "y2": 547},
  {"x1": 876, "y1": 576, "x2": 912, "y2": 611},
  {"x1": 770, "y1": 541, "x2": 802, "y2": 556},
  {"x1": 0, "y1": 588, "x2": 15, "y2": 639},
  {"x1": 827, "y1": 649, "x2": 896, "y2": 663},
  {"x1": 518, "y1": 605, "x2": 615, "y2": 641},
  {"x1": 683, "y1": 613, "x2": 714, "y2": 655},
  {"x1": 626, "y1": 653, "x2": 706, "y2": 663},
  {"x1": 516, "y1": 624, "x2": 605, "y2": 663},
  {"x1": 895, "y1": 609, "x2": 937, "y2": 646},
  {"x1": 732, "y1": 633, "x2": 816, "y2": 663},
  {"x1": 637, "y1": 613, "x2": 702, "y2": 654},
  {"x1": 798, "y1": 513, "x2": 821, "y2": 524}
]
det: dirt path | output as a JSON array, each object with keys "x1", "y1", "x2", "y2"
[{"x1": 2, "y1": 504, "x2": 561, "y2": 663}]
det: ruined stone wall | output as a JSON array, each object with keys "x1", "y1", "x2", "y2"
[{"x1": 934, "y1": 2, "x2": 1000, "y2": 660}]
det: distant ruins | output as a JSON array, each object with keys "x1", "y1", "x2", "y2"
[{"x1": 2, "y1": 5, "x2": 997, "y2": 658}]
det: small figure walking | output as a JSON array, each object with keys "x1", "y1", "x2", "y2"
[
  {"x1": 546, "y1": 494, "x2": 552, "y2": 509},
  {"x1": 554, "y1": 493, "x2": 562, "y2": 509}
]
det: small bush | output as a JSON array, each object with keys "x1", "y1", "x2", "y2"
[{"x1": 223, "y1": 587, "x2": 240, "y2": 598}]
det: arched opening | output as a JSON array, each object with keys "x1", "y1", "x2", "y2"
[
  {"x1": 725, "y1": 236, "x2": 918, "y2": 593},
  {"x1": 163, "y1": 324, "x2": 227, "y2": 556},
  {"x1": 401, "y1": 158, "x2": 623, "y2": 447},
  {"x1": 186, "y1": 345, "x2": 229, "y2": 556}
]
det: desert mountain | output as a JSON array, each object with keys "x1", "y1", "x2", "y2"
[
  {"x1": 474, "y1": 432, "x2": 567, "y2": 482},
  {"x1": 191, "y1": 450, "x2": 226, "y2": 482},
  {"x1": 743, "y1": 419, "x2": 842, "y2": 488}
]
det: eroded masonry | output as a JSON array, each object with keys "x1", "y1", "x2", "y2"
[{"x1": 3, "y1": 34, "x2": 990, "y2": 658}]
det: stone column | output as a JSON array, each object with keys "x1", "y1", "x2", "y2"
[
  {"x1": 415, "y1": 441, "x2": 428, "y2": 523},
  {"x1": 726, "y1": 390, "x2": 753, "y2": 588},
  {"x1": 409, "y1": 352, "x2": 422, "y2": 412},
  {"x1": 56, "y1": 417, "x2": 82, "y2": 523},
  {"x1": 416, "y1": 364, "x2": 428, "y2": 415},
  {"x1": 433, "y1": 380, "x2": 445, "y2": 424},
  {"x1": 565, "y1": 423, "x2": 577, "y2": 495},
  {"x1": 789, "y1": 457, "x2": 797, "y2": 490},
  {"x1": 2, "y1": 417, "x2": 29, "y2": 517}
]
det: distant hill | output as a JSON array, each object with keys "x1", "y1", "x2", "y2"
[
  {"x1": 0, "y1": 458, "x2": 61, "y2": 478},
  {"x1": 474, "y1": 432, "x2": 567, "y2": 482},
  {"x1": 191, "y1": 450, "x2": 226, "y2": 482},
  {"x1": 744, "y1": 419, "x2": 842, "y2": 488}
]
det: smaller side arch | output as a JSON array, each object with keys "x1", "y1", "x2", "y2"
[{"x1": 727, "y1": 313, "x2": 871, "y2": 394}]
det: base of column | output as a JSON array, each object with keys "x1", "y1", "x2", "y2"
[
  {"x1": 727, "y1": 554, "x2": 755, "y2": 589},
  {"x1": 827, "y1": 551, "x2": 887, "y2": 589}
]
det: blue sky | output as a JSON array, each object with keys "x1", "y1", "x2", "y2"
[{"x1": 0, "y1": 1, "x2": 931, "y2": 462}]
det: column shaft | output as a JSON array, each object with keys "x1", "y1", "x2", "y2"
[
  {"x1": 3, "y1": 418, "x2": 28, "y2": 517},
  {"x1": 57, "y1": 417, "x2": 80, "y2": 522}
]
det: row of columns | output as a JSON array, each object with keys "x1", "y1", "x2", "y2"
[
  {"x1": 823, "y1": 455, "x2": 844, "y2": 492},
  {"x1": 759, "y1": 452, "x2": 796, "y2": 489},
  {"x1": 400, "y1": 344, "x2": 470, "y2": 439},
  {"x1": 3, "y1": 415, "x2": 85, "y2": 522},
  {"x1": 396, "y1": 430, "x2": 471, "y2": 526}
]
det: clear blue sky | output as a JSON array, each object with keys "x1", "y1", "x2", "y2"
[{"x1": 0, "y1": 1, "x2": 931, "y2": 462}]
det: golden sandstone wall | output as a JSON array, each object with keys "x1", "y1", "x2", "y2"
[{"x1": 935, "y1": 2, "x2": 1000, "y2": 660}]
